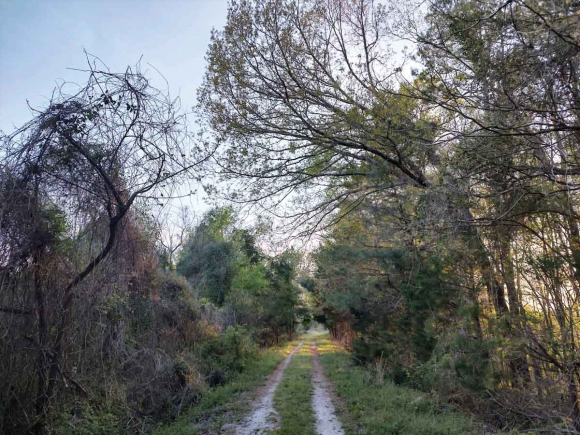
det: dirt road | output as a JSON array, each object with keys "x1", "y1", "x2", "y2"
[
  {"x1": 235, "y1": 340, "x2": 305, "y2": 435},
  {"x1": 232, "y1": 338, "x2": 345, "y2": 435}
]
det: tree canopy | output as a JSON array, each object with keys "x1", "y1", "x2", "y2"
[{"x1": 199, "y1": 0, "x2": 580, "y2": 431}]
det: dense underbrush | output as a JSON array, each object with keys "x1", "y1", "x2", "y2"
[
  {"x1": 1, "y1": 265, "x2": 291, "y2": 434},
  {"x1": 317, "y1": 335, "x2": 482, "y2": 435},
  {"x1": 1, "y1": 205, "x2": 306, "y2": 434},
  {"x1": 154, "y1": 337, "x2": 304, "y2": 435},
  {"x1": 34, "y1": 273, "x2": 261, "y2": 435}
]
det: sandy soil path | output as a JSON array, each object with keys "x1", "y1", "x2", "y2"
[
  {"x1": 234, "y1": 340, "x2": 305, "y2": 435},
  {"x1": 310, "y1": 342, "x2": 345, "y2": 435}
]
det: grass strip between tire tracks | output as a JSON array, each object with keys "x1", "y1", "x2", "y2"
[{"x1": 273, "y1": 340, "x2": 317, "y2": 435}]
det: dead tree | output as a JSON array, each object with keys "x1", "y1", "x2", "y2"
[{"x1": 0, "y1": 57, "x2": 211, "y2": 434}]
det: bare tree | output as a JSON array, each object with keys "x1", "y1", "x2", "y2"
[
  {"x1": 0, "y1": 57, "x2": 211, "y2": 433},
  {"x1": 157, "y1": 206, "x2": 196, "y2": 268}
]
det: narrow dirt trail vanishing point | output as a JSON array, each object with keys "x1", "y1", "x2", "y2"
[
  {"x1": 310, "y1": 342, "x2": 345, "y2": 435},
  {"x1": 234, "y1": 340, "x2": 305, "y2": 435}
]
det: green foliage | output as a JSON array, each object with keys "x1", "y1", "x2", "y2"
[
  {"x1": 199, "y1": 326, "x2": 257, "y2": 383},
  {"x1": 299, "y1": 276, "x2": 316, "y2": 293},
  {"x1": 176, "y1": 207, "x2": 305, "y2": 344},
  {"x1": 236, "y1": 229, "x2": 262, "y2": 264},
  {"x1": 53, "y1": 403, "x2": 124, "y2": 435},
  {"x1": 198, "y1": 241, "x2": 235, "y2": 304},
  {"x1": 257, "y1": 252, "x2": 303, "y2": 343},
  {"x1": 421, "y1": 331, "x2": 498, "y2": 393},
  {"x1": 313, "y1": 207, "x2": 497, "y2": 406},
  {"x1": 317, "y1": 336, "x2": 476, "y2": 435},
  {"x1": 219, "y1": 326, "x2": 257, "y2": 373},
  {"x1": 38, "y1": 202, "x2": 68, "y2": 245},
  {"x1": 397, "y1": 255, "x2": 454, "y2": 363},
  {"x1": 177, "y1": 208, "x2": 247, "y2": 305},
  {"x1": 203, "y1": 206, "x2": 235, "y2": 241},
  {"x1": 159, "y1": 272, "x2": 192, "y2": 301},
  {"x1": 352, "y1": 338, "x2": 389, "y2": 366},
  {"x1": 98, "y1": 294, "x2": 128, "y2": 326}
]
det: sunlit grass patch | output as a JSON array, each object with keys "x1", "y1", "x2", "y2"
[
  {"x1": 154, "y1": 337, "x2": 305, "y2": 435},
  {"x1": 273, "y1": 342, "x2": 317, "y2": 435},
  {"x1": 316, "y1": 335, "x2": 477, "y2": 435}
]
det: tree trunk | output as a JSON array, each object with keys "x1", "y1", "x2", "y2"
[
  {"x1": 568, "y1": 367, "x2": 580, "y2": 431},
  {"x1": 42, "y1": 211, "x2": 125, "y2": 427},
  {"x1": 478, "y1": 246, "x2": 508, "y2": 315},
  {"x1": 498, "y1": 233, "x2": 531, "y2": 386},
  {"x1": 499, "y1": 239, "x2": 521, "y2": 317},
  {"x1": 567, "y1": 216, "x2": 580, "y2": 294},
  {"x1": 33, "y1": 254, "x2": 49, "y2": 435}
]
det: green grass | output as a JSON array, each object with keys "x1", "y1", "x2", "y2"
[
  {"x1": 156, "y1": 333, "x2": 500, "y2": 435},
  {"x1": 316, "y1": 335, "x2": 477, "y2": 435},
  {"x1": 154, "y1": 337, "x2": 305, "y2": 435},
  {"x1": 273, "y1": 340, "x2": 317, "y2": 435}
]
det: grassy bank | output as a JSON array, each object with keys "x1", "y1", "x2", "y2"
[
  {"x1": 155, "y1": 337, "x2": 304, "y2": 435},
  {"x1": 273, "y1": 341, "x2": 317, "y2": 435},
  {"x1": 316, "y1": 335, "x2": 478, "y2": 435}
]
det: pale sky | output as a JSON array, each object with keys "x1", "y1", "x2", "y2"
[{"x1": 0, "y1": 0, "x2": 229, "y2": 132}]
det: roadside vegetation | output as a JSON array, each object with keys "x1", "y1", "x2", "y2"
[
  {"x1": 0, "y1": 113, "x2": 309, "y2": 435},
  {"x1": 316, "y1": 335, "x2": 478, "y2": 435},
  {"x1": 199, "y1": 0, "x2": 580, "y2": 430},
  {"x1": 154, "y1": 337, "x2": 304, "y2": 435}
]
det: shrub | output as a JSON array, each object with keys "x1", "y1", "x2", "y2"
[
  {"x1": 53, "y1": 403, "x2": 122, "y2": 435},
  {"x1": 199, "y1": 326, "x2": 257, "y2": 382},
  {"x1": 352, "y1": 337, "x2": 387, "y2": 366},
  {"x1": 160, "y1": 273, "x2": 192, "y2": 301},
  {"x1": 125, "y1": 349, "x2": 206, "y2": 423}
]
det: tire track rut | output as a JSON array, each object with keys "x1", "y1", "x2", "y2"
[
  {"x1": 310, "y1": 342, "x2": 345, "y2": 435},
  {"x1": 234, "y1": 340, "x2": 305, "y2": 435}
]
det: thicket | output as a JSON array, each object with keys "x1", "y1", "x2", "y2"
[
  {"x1": 175, "y1": 206, "x2": 310, "y2": 346},
  {"x1": 0, "y1": 64, "x2": 306, "y2": 434}
]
